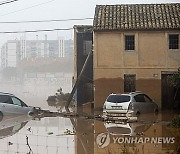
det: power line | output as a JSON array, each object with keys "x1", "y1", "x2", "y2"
[
  {"x1": 0, "y1": 28, "x2": 73, "y2": 34},
  {"x1": 0, "y1": 0, "x2": 55, "y2": 16},
  {"x1": 0, "y1": 17, "x2": 93, "y2": 24},
  {"x1": 0, "y1": 0, "x2": 19, "y2": 6}
]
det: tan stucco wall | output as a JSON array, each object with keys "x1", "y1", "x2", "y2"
[
  {"x1": 94, "y1": 68, "x2": 162, "y2": 109},
  {"x1": 93, "y1": 30, "x2": 180, "y2": 109}
]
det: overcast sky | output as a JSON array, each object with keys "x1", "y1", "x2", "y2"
[{"x1": 0, "y1": 0, "x2": 179, "y2": 46}]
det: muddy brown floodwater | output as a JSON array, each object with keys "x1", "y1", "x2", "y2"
[
  {"x1": 0, "y1": 84, "x2": 179, "y2": 154},
  {"x1": 0, "y1": 109, "x2": 179, "y2": 154}
]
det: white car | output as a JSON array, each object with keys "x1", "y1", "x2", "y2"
[
  {"x1": 103, "y1": 92, "x2": 158, "y2": 116},
  {"x1": 0, "y1": 92, "x2": 35, "y2": 121}
]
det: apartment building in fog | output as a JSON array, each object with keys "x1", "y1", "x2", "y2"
[
  {"x1": 1, "y1": 36, "x2": 73, "y2": 68},
  {"x1": 1, "y1": 40, "x2": 18, "y2": 68}
]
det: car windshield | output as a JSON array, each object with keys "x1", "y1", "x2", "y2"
[{"x1": 107, "y1": 95, "x2": 130, "y2": 103}]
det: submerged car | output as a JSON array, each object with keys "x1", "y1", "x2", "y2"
[
  {"x1": 103, "y1": 92, "x2": 158, "y2": 116},
  {"x1": 0, "y1": 92, "x2": 35, "y2": 121}
]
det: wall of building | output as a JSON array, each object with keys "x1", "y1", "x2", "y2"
[{"x1": 93, "y1": 30, "x2": 180, "y2": 109}]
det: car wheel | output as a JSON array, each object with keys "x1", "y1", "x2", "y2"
[{"x1": 0, "y1": 111, "x2": 3, "y2": 122}]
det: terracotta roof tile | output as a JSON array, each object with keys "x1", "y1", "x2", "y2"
[{"x1": 93, "y1": 3, "x2": 180, "y2": 31}]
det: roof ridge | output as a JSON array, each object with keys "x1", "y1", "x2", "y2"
[
  {"x1": 94, "y1": 3, "x2": 180, "y2": 31},
  {"x1": 96, "y1": 3, "x2": 180, "y2": 6}
]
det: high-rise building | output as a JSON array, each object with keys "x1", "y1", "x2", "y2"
[
  {"x1": 20, "y1": 37, "x2": 26, "y2": 60},
  {"x1": 1, "y1": 40, "x2": 19, "y2": 68},
  {"x1": 1, "y1": 37, "x2": 74, "y2": 68},
  {"x1": 58, "y1": 37, "x2": 65, "y2": 57},
  {"x1": 65, "y1": 39, "x2": 74, "y2": 57}
]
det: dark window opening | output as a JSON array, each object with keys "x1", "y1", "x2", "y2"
[
  {"x1": 124, "y1": 74, "x2": 136, "y2": 92},
  {"x1": 125, "y1": 35, "x2": 135, "y2": 50},
  {"x1": 169, "y1": 34, "x2": 179, "y2": 49}
]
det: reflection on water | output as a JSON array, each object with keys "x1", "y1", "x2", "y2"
[
  {"x1": 94, "y1": 111, "x2": 180, "y2": 154},
  {"x1": 0, "y1": 111, "x2": 179, "y2": 154},
  {"x1": 0, "y1": 116, "x2": 74, "y2": 154},
  {"x1": 0, "y1": 115, "x2": 32, "y2": 139},
  {"x1": 104, "y1": 122, "x2": 151, "y2": 136}
]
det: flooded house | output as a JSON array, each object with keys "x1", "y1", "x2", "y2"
[
  {"x1": 92, "y1": 4, "x2": 180, "y2": 153},
  {"x1": 71, "y1": 4, "x2": 180, "y2": 154},
  {"x1": 93, "y1": 3, "x2": 180, "y2": 110}
]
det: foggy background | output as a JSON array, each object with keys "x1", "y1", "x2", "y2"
[{"x1": 0, "y1": 0, "x2": 179, "y2": 109}]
